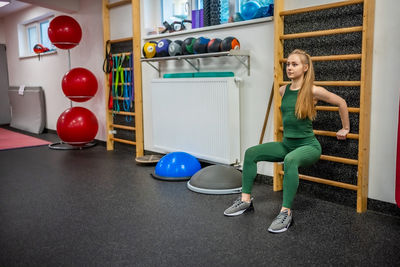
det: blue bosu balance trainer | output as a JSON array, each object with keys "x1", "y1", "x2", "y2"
[{"x1": 152, "y1": 152, "x2": 201, "y2": 181}]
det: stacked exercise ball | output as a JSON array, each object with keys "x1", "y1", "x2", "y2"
[
  {"x1": 142, "y1": 36, "x2": 240, "y2": 58},
  {"x1": 57, "y1": 107, "x2": 98, "y2": 146},
  {"x1": 49, "y1": 15, "x2": 99, "y2": 147},
  {"x1": 62, "y1": 68, "x2": 98, "y2": 102},
  {"x1": 48, "y1": 15, "x2": 82, "y2": 49}
]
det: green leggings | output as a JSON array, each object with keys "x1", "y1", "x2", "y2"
[{"x1": 242, "y1": 136, "x2": 321, "y2": 208}]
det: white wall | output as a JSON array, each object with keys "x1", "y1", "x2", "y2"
[
  {"x1": 0, "y1": 18, "x2": 5, "y2": 43},
  {"x1": 4, "y1": 0, "x2": 106, "y2": 141},
  {"x1": 369, "y1": 1, "x2": 400, "y2": 203}
]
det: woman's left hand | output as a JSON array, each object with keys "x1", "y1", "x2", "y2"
[{"x1": 336, "y1": 128, "x2": 349, "y2": 140}]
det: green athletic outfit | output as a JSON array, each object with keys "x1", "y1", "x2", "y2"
[{"x1": 242, "y1": 84, "x2": 321, "y2": 208}]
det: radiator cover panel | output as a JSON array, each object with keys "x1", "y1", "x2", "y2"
[{"x1": 151, "y1": 78, "x2": 240, "y2": 164}]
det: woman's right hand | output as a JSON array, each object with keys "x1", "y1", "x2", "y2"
[{"x1": 336, "y1": 128, "x2": 349, "y2": 140}]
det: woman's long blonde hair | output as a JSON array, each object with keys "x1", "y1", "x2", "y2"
[{"x1": 288, "y1": 49, "x2": 316, "y2": 120}]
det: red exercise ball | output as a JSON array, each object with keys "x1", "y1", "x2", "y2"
[
  {"x1": 62, "y1": 67, "x2": 98, "y2": 102},
  {"x1": 48, "y1": 15, "x2": 82, "y2": 49},
  {"x1": 57, "y1": 107, "x2": 98, "y2": 146}
]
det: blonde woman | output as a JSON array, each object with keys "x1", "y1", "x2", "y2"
[{"x1": 224, "y1": 49, "x2": 350, "y2": 233}]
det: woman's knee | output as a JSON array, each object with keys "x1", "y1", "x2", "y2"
[
  {"x1": 283, "y1": 154, "x2": 298, "y2": 168},
  {"x1": 244, "y1": 146, "x2": 258, "y2": 161}
]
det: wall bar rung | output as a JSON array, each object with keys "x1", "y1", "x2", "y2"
[
  {"x1": 279, "y1": 171, "x2": 358, "y2": 191},
  {"x1": 110, "y1": 37, "x2": 133, "y2": 44},
  {"x1": 316, "y1": 106, "x2": 360, "y2": 113},
  {"x1": 109, "y1": 110, "x2": 136, "y2": 116},
  {"x1": 111, "y1": 124, "x2": 136, "y2": 131},
  {"x1": 279, "y1": 0, "x2": 364, "y2": 16},
  {"x1": 320, "y1": 154, "x2": 358, "y2": 165},
  {"x1": 112, "y1": 52, "x2": 132, "y2": 57},
  {"x1": 111, "y1": 137, "x2": 136, "y2": 145},
  {"x1": 280, "y1": 54, "x2": 362, "y2": 63},
  {"x1": 280, "y1": 26, "x2": 363, "y2": 40},
  {"x1": 313, "y1": 129, "x2": 359, "y2": 140},
  {"x1": 107, "y1": 0, "x2": 131, "y2": 9},
  {"x1": 279, "y1": 127, "x2": 359, "y2": 139},
  {"x1": 280, "y1": 81, "x2": 361, "y2": 87}
]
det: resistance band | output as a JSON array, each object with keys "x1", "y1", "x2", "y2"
[{"x1": 123, "y1": 56, "x2": 132, "y2": 122}]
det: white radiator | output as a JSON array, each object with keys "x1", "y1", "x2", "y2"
[{"x1": 151, "y1": 78, "x2": 240, "y2": 164}]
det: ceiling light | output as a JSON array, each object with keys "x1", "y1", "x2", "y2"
[{"x1": 0, "y1": 1, "x2": 10, "y2": 8}]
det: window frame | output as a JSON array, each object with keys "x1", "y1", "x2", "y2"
[{"x1": 18, "y1": 13, "x2": 55, "y2": 58}]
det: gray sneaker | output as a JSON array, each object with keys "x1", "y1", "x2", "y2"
[
  {"x1": 268, "y1": 210, "x2": 292, "y2": 233},
  {"x1": 224, "y1": 196, "x2": 254, "y2": 216}
]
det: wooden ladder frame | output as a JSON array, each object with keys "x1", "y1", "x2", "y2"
[
  {"x1": 102, "y1": 0, "x2": 144, "y2": 158},
  {"x1": 273, "y1": 0, "x2": 375, "y2": 213}
]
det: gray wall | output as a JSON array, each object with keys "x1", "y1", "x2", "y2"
[{"x1": 0, "y1": 44, "x2": 10, "y2": 124}]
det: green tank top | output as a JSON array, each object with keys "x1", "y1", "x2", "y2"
[{"x1": 281, "y1": 84, "x2": 314, "y2": 138}]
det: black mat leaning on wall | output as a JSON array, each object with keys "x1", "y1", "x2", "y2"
[{"x1": 0, "y1": 44, "x2": 11, "y2": 125}]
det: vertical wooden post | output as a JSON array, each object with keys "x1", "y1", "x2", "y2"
[
  {"x1": 102, "y1": 0, "x2": 114, "y2": 151},
  {"x1": 273, "y1": 0, "x2": 285, "y2": 191},
  {"x1": 132, "y1": 0, "x2": 144, "y2": 158},
  {"x1": 357, "y1": 0, "x2": 375, "y2": 213}
]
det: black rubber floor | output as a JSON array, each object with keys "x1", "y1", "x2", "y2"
[{"x1": 1, "y1": 128, "x2": 400, "y2": 266}]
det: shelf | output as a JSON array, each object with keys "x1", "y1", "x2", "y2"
[
  {"x1": 140, "y1": 49, "x2": 250, "y2": 77},
  {"x1": 143, "y1": 17, "x2": 273, "y2": 40}
]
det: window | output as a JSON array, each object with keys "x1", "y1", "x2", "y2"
[
  {"x1": 161, "y1": 0, "x2": 201, "y2": 24},
  {"x1": 18, "y1": 13, "x2": 55, "y2": 57}
]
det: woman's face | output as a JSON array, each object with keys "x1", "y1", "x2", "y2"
[{"x1": 286, "y1": 54, "x2": 308, "y2": 80}]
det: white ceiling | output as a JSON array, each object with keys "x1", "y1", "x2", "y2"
[
  {"x1": 0, "y1": 1, "x2": 31, "y2": 18},
  {"x1": 0, "y1": 0, "x2": 80, "y2": 18}
]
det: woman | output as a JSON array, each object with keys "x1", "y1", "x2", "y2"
[{"x1": 224, "y1": 49, "x2": 350, "y2": 233}]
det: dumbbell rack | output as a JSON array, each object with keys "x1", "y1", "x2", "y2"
[{"x1": 140, "y1": 49, "x2": 251, "y2": 77}]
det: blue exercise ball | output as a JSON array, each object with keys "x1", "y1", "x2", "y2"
[
  {"x1": 153, "y1": 152, "x2": 201, "y2": 181},
  {"x1": 241, "y1": 1, "x2": 261, "y2": 20}
]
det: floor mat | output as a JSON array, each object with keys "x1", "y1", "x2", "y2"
[{"x1": 0, "y1": 128, "x2": 50, "y2": 150}]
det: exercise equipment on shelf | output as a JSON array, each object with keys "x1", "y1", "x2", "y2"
[
  {"x1": 193, "y1": 37, "x2": 210, "y2": 54},
  {"x1": 221, "y1": 37, "x2": 240, "y2": 51}
]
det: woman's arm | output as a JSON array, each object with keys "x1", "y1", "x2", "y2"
[{"x1": 312, "y1": 86, "x2": 350, "y2": 140}]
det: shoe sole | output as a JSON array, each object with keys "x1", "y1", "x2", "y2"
[
  {"x1": 224, "y1": 205, "x2": 254, "y2": 216},
  {"x1": 267, "y1": 219, "x2": 292, "y2": 233}
]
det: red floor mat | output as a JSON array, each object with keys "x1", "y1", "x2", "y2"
[{"x1": 0, "y1": 128, "x2": 50, "y2": 150}]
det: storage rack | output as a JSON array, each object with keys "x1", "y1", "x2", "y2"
[
  {"x1": 102, "y1": 0, "x2": 144, "y2": 157},
  {"x1": 141, "y1": 50, "x2": 251, "y2": 77}
]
